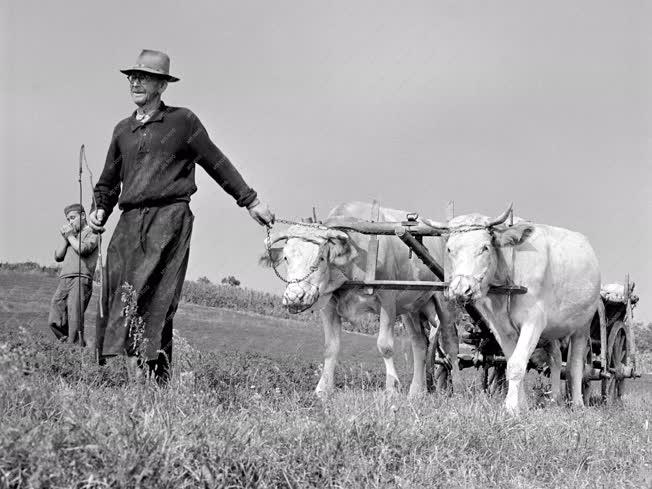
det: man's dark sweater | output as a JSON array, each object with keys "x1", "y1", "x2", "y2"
[{"x1": 94, "y1": 101, "x2": 257, "y2": 216}]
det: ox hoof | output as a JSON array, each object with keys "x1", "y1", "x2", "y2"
[
  {"x1": 505, "y1": 405, "x2": 521, "y2": 417},
  {"x1": 408, "y1": 384, "x2": 427, "y2": 398},
  {"x1": 385, "y1": 375, "x2": 400, "y2": 393},
  {"x1": 504, "y1": 398, "x2": 526, "y2": 417},
  {"x1": 314, "y1": 388, "x2": 332, "y2": 402}
]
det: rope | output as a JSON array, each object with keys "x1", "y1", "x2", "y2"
[
  {"x1": 274, "y1": 217, "x2": 329, "y2": 229},
  {"x1": 446, "y1": 224, "x2": 493, "y2": 235}
]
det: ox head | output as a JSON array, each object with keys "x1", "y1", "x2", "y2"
[
  {"x1": 421, "y1": 204, "x2": 534, "y2": 303},
  {"x1": 260, "y1": 225, "x2": 357, "y2": 313}
]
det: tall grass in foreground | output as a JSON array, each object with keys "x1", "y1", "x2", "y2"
[{"x1": 1, "y1": 327, "x2": 650, "y2": 488}]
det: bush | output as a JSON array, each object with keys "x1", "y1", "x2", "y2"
[
  {"x1": 221, "y1": 275, "x2": 241, "y2": 287},
  {"x1": 0, "y1": 261, "x2": 60, "y2": 276},
  {"x1": 632, "y1": 321, "x2": 652, "y2": 353}
]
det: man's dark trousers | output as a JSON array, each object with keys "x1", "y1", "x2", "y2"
[{"x1": 95, "y1": 202, "x2": 193, "y2": 381}]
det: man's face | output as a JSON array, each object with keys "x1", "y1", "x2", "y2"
[
  {"x1": 65, "y1": 211, "x2": 84, "y2": 231},
  {"x1": 127, "y1": 72, "x2": 167, "y2": 106}
]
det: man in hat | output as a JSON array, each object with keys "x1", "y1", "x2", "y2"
[
  {"x1": 48, "y1": 204, "x2": 100, "y2": 345},
  {"x1": 88, "y1": 49, "x2": 274, "y2": 381}
]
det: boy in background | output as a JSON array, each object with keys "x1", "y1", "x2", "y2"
[{"x1": 48, "y1": 204, "x2": 99, "y2": 345}]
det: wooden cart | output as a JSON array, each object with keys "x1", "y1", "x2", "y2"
[{"x1": 438, "y1": 277, "x2": 641, "y2": 403}]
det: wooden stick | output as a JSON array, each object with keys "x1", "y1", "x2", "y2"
[
  {"x1": 598, "y1": 300, "x2": 607, "y2": 377},
  {"x1": 364, "y1": 200, "x2": 380, "y2": 294}
]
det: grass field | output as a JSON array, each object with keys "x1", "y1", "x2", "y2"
[
  {"x1": 0, "y1": 271, "x2": 402, "y2": 374},
  {"x1": 1, "y1": 270, "x2": 651, "y2": 488}
]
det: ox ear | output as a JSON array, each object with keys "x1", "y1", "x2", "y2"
[
  {"x1": 259, "y1": 247, "x2": 284, "y2": 268},
  {"x1": 494, "y1": 223, "x2": 534, "y2": 248},
  {"x1": 327, "y1": 236, "x2": 357, "y2": 267}
]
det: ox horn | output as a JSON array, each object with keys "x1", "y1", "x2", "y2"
[
  {"x1": 419, "y1": 217, "x2": 449, "y2": 233},
  {"x1": 486, "y1": 202, "x2": 514, "y2": 228}
]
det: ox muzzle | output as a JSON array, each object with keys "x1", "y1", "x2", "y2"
[
  {"x1": 447, "y1": 274, "x2": 486, "y2": 303},
  {"x1": 282, "y1": 282, "x2": 320, "y2": 314}
]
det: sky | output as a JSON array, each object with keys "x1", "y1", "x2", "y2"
[{"x1": 1, "y1": 1, "x2": 651, "y2": 321}]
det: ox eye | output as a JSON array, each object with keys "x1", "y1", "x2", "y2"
[{"x1": 481, "y1": 244, "x2": 489, "y2": 253}]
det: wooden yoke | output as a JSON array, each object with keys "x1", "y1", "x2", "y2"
[{"x1": 364, "y1": 200, "x2": 380, "y2": 295}]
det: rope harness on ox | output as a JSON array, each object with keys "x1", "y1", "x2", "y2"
[
  {"x1": 263, "y1": 217, "x2": 343, "y2": 313},
  {"x1": 264, "y1": 218, "x2": 329, "y2": 285}
]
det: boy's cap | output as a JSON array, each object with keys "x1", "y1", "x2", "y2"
[{"x1": 64, "y1": 203, "x2": 85, "y2": 216}]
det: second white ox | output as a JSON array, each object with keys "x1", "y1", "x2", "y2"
[
  {"x1": 262, "y1": 201, "x2": 458, "y2": 397},
  {"x1": 421, "y1": 205, "x2": 601, "y2": 414}
]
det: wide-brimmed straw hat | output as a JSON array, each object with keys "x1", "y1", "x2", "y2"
[{"x1": 120, "y1": 49, "x2": 180, "y2": 82}]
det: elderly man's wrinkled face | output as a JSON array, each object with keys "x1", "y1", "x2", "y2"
[{"x1": 127, "y1": 72, "x2": 167, "y2": 107}]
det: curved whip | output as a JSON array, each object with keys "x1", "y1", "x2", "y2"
[{"x1": 80, "y1": 145, "x2": 104, "y2": 318}]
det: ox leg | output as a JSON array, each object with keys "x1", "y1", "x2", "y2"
[
  {"x1": 566, "y1": 328, "x2": 589, "y2": 408},
  {"x1": 545, "y1": 339, "x2": 563, "y2": 404},
  {"x1": 377, "y1": 300, "x2": 400, "y2": 393},
  {"x1": 403, "y1": 313, "x2": 428, "y2": 397},
  {"x1": 315, "y1": 298, "x2": 342, "y2": 398},
  {"x1": 423, "y1": 295, "x2": 460, "y2": 389},
  {"x1": 505, "y1": 314, "x2": 545, "y2": 415}
]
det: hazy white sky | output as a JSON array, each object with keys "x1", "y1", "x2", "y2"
[{"x1": 2, "y1": 1, "x2": 650, "y2": 321}]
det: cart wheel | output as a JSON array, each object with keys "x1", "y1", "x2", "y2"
[
  {"x1": 482, "y1": 364, "x2": 506, "y2": 396},
  {"x1": 582, "y1": 337, "x2": 593, "y2": 405},
  {"x1": 434, "y1": 364, "x2": 452, "y2": 392},
  {"x1": 425, "y1": 330, "x2": 436, "y2": 392},
  {"x1": 426, "y1": 338, "x2": 453, "y2": 393},
  {"x1": 601, "y1": 321, "x2": 629, "y2": 403},
  {"x1": 425, "y1": 323, "x2": 455, "y2": 394}
]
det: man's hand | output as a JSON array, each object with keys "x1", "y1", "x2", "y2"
[
  {"x1": 247, "y1": 199, "x2": 275, "y2": 227},
  {"x1": 88, "y1": 209, "x2": 106, "y2": 233},
  {"x1": 60, "y1": 223, "x2": 74, "y2": 238}
]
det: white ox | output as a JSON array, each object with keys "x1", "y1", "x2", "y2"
[
  {"x1": 261, "y1": 201, "x2": 458, "y2": 397},
  {"x1": 421, "y1": 205, "x2": 601, "y2": 414}
]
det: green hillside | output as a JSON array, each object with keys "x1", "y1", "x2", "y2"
[{"x1": 0, "y1": 270, "x2": 414, "y2": 377}]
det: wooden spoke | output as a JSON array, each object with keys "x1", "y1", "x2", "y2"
[
  {"x1": 601, "y1": 321, "x2": 629, "y2": 403},
  {"x1": 482, "y1": 364, "x2": 507, "y2": 397}
]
